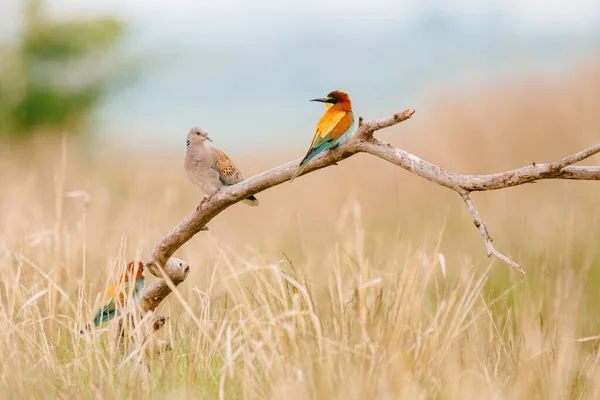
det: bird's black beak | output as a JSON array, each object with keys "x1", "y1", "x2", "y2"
[
  {"x1": 310, "y1": 97, "x2": 331, "y2": 103},
  {"x1": 206, "y1": 136, "x2": 213, "y2": 142}
]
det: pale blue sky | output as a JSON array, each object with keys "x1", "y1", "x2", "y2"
[
  {"x1": 40, "y1": 0, "x2": 600, "y2": 34},
  {"x1": 2, "y1": 0, "x2": 599, "y2": 150}
]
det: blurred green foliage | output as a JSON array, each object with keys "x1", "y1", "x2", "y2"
[{"x1": 0, "y1": 0, "x2": 128, "y2": 139}]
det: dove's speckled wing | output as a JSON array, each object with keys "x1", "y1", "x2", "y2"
[{"x1": 210, "y1": 147, "x2": 245, "y2": 186}]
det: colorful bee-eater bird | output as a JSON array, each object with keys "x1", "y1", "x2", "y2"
[
  {"x1": 290, "y1": 90, "x2": 357, "y2": 181},
  {"x1": 80, "y1": 261, "x2": 145, "y2": 333},
  {"x1": 184, "y1": 127, "x2": 259, "y2": 207}
]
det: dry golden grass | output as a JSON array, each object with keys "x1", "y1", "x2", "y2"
[{"x1": 1, "y1": 61, "x2": 600, "y2": 399}]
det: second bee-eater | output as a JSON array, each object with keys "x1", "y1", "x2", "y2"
[
  {"x1": 81, "y1": 261, "x2": 145, "y2": 333},
  {"x1": 290, "y1": 90, "x2": 357, "y2": 181}
]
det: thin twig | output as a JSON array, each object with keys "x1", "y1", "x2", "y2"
[{"x1": 459, "y1": 192, "x2": 524, "y2": 274}]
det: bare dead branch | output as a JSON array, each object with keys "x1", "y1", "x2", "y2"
[
  {"x1": 559, "y1": 166, "x2": 600, "y2": 180},
  {"x1": 358, "y1": 139, "x2": 600, "y2": 192},
  {"x1": 141, "y1": 106, "x2": 599, "y2": 317}
]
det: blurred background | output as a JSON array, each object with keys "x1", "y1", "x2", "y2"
[
  {"x1": 2, "y1": 0, "x2": 600, "y2": 398},
  {"x1": 1, "y1": 0, "x2": 599, "y2": 148}
]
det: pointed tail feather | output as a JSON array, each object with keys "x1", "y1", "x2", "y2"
[
  {"x1": 290, "y1": 150, "x2": 318, "y2": 182},
  {"x1": 290, "y1": 141, "x2": 331, "y2": 182},
  {"x1": 79, "y1": 307, "x2": 117, "y2": 335},
  {"x1": 290, "y1": 161, "x2": 310, "y2": 182},
  {"x1": 242, "y1": 195, "x2": 259, "y2": 206},
  {"x1": 92, "y1": 306, "x2": 117, "y2": 327}
]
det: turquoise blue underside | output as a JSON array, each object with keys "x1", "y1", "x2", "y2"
[{"x1": 92, "y1": 276, "x2": 145, "y2": 327}]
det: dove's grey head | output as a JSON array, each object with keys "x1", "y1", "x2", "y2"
[{"x1": 186, "y1": 127, "x2": 212, "y2": 148}]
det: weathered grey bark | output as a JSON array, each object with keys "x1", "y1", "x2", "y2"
[
  {"x1": 140, "y1": 257, "x2": 189, "y2": 313},
  {"x1": 142, "y1": 107, "x2": 599, "y2": 308}
]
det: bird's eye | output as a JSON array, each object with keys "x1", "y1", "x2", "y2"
[{"x1": 196, "y1": 131, "x2": 200, "y2": 135}]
